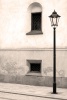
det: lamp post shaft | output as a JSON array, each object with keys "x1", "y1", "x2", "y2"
[
  {"x1": 53, "y1": 27, "x2": 56, "y2": 93},
  {"x1": 49, "y1": 10, "x2": 60, "y2": 94}
]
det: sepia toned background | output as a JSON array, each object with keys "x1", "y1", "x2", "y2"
[{"x1": 0, "y1": 0, "x2": 67, "y2": 88}]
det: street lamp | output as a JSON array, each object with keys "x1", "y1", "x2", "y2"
[{"x1": 49, "y1": 10, "x2": 61, "y2": 94}]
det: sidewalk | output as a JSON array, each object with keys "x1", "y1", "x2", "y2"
[{"x1": 0, "y1": 83, "x2": 67, "y2": 100}]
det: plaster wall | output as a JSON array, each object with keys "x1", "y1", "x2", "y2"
[
  {"x1": 0, "y1": 49, "x2": 66, "y2": 87},
  {"x1": 0, "y1": 0, "x2": 67, "y2": 48}
]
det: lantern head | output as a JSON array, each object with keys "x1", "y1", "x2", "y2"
[{"x1": 49, "y1": 10, "x2": 61, "y2": 27}]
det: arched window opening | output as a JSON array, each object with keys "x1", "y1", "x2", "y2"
[{"x1": 27, "y1": 2, "x2": 43, "y2": 35}]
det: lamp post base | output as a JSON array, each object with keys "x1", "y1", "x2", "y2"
[{"x1": 53, "y1": 83, "x2": 57, "y2": 94}]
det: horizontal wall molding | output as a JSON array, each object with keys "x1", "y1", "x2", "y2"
[{"x1": 0, "y1": 48, "x2": 67, "y2": 51}]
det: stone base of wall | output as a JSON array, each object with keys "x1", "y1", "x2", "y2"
[{"x1": 0, "y1": 74, "x2": 67, "y2": 88}]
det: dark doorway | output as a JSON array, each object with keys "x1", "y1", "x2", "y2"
[
  {"x1": 31, "y1": 12, "x2": 41, "y2": 30},
  {"x1": 30, "y1": 63, "x2": 41, "y2": 73}
]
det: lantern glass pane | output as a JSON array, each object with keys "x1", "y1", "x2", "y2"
[
  {"x1": 57, "y1": 17, "x2": 60, "y2": 23},
  {"x1": 53, "y1": 18, "x2": 57, "y2": 26},
  {"x1": 50, "y1": 17, "x2": 53, "y2": 26}
]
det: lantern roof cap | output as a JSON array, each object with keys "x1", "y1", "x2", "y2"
[{"x1": 49, "y1": 10, "x2": 61, "y2": 18}]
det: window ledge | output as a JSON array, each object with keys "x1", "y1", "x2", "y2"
[
  {"x1": 26, "y1": 72, "x2": 41, "y2": 76},
  {"x1": 26, "y1": 30, "x2": 43, "y2": 35}
]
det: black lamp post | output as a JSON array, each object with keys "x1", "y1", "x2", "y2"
[{"x1": 49, "y1": 10, "x2": 61, "y2": 94}]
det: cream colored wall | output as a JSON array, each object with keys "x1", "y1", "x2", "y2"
[
  {"x1": 0, "y1": 0, "x2": 67, "y2": 49},
  {"x1": 0, "y1": 49, "x2": 66, "y2": 77}
]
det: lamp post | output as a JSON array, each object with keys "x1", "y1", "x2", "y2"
[{"x1": 49, "y1": 10, "x2": 61, "y2": 94}]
